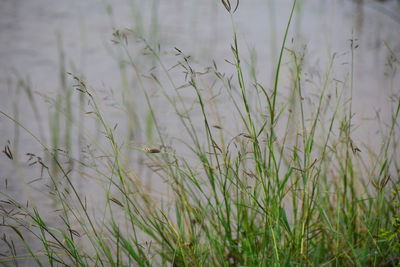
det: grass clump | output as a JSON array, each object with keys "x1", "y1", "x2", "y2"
[{"x1": 1, "y1": 0, "x2": 400, "y2": 266}]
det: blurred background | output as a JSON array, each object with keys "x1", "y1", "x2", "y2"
[{"x1": 0, "y1": 0, "x2": 399, "y2": 262}]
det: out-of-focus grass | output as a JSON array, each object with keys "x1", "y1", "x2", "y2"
[{"x1": 1, "y1": 0, "x2": 399, "y2": 266}]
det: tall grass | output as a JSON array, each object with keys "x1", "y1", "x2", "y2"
[{"x1": 1, "y1": 0, "x2": 400, "y2": 266}]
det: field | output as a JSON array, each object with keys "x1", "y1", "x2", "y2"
[{"x1": 1, "y1": 0, "x2": 399, "y2": 266}]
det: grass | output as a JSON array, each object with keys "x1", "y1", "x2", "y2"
[{"x1": 1, "y1": 0, "x2": 400, "y2": 266}]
